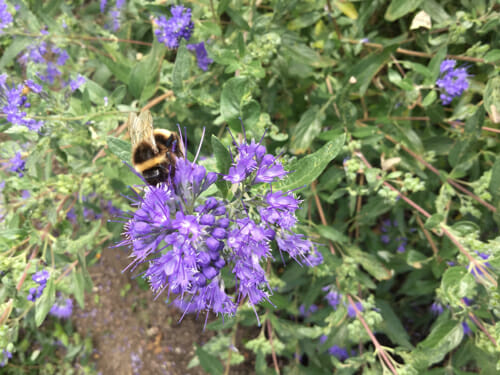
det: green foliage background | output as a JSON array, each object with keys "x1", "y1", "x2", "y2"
[{"x1": 1, "y1": 0, "x2": 500, "y2": 373}]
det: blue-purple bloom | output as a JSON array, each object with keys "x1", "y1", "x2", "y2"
[
  {"x1": 121, "y1": 131, "x2": 318, "y2": 321},
  {"x1": 68, "y1": 75, "x2": 86, "y2": 92},
  {"x1": 187, "y1": 42, "x2": 213, "y2": 71},
  {"x1": 49, "y1": 296, "x2": 73, "y2": 318},
  {"x1": 0, "y1": 349, "x2": 12, "y2": 367},
  {"x1": 436, "y1": 59, "x2": 470, "y2": 105},
  {"x1": 328, "y1": 345, "x2": 349, "y2": 361},
  {"x1": 0, "y1": 0, "x2": 13, "y2": 31},
  {"x1": 27, "y1": 270, "x2": 50, "y2": 302},
  {"x1": 0, "y1": 74, "x2": 44, "y2": 131},
  {"x1": 347, "y1": 301, "x2": 363, "y2": 318},
  {"x1": 154, "y1": 6, "x2": 194, "y2": 49},
  {"x1": 469, "y1": 252, "x2": 492, "y2": 278},
  {"x1": 430, "y1": 301, "x2": 444, "y2": 316},
  {"x1": 4, "y1": 152, "x2": 25, "y2": 177},
  {"x1": 324, "y1": 289, "x2": 341, "y2": 310},
  {"x1": 462, "y1": 321, "x2": 471, "y2": 335}
]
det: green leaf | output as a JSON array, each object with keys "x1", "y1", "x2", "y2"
[
  {"x1": 72, "y1": 269, "x2": 85, "y2": 309},
  {"x1": 96, "y1": 55, "x2": 131, "y2": 84},
  {"x1": 412, "y1": 321, "x2": 463, "y2": 369},
  {"x1": 489, "y1": 157, "x2": 500, "y2": 200},
  {"x1": 422, "y1": 90, "x2": 437, "y2": 107},
  {"x1": 377, "y1": 300, "x2": 414, "y2": 349},
  {"x1": 464, "y1": 106, "x2": 484, "y2": 136},
  {"x1": 276, "y1": 135, "x2": 345, "y2": 192},
  {"x1": 195, "y1": 345, "x2": 224, "y2": 375},
  {"x1": 288, "y1": 11, "x2": 322, "y2": 30},
  {"x1": 316, "y1": 225, "x2": 349, "y2": 244},
  {"x1": 345, "y1": 49, "x2": 393, "y2": 95},
  {"x1": 107, "y1": 136, "x2": 131, "y2": 162},
  {"x1": 484, "y1": 49, "x2": 500, "y2": 63},
  {"x1": 129, "y1": 41, "x2": 166, "y2": 99},
  {"x1": 385, "y1": 0, "x2": 424, "y2": 21},
  {"x1": 441, "y1": 267, "x2": 475, "y2": 301},
  {"x1": 289, "y1": 106, "x2": 324, "y2": 154},
  {"x1": 172, "y1": 41, "x2": 191, "y2": 95},
  {"x1": 220, "y1": 76, "x2": 251, "y2": 123},
  {"x1": 0, "y1": 37, "x2": 32, "y2": 70},
  {"x1": 424, "y1": 213, "x2": 444, "y2": 230},
  {"x1": 35, "y1": 278, "x2": 55, "y2": 327},
  {"x1": 345, "y1": 246, "x2": 394, "y2": 281},
  {"x1": 84, "y1": 80, "x2": 108, "y2": 106},
  {"x1": 211, "y1": 135, "x2": 231, "y2": 197}
]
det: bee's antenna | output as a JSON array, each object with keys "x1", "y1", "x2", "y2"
[
  {"x1": 176, "y1": 124, "x2": 186, "y2": 159},
  {"x1": 193, "y1": 127, "x2": 205, "y2": 164}
]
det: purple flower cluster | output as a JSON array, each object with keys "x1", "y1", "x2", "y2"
[
  {"x1": 0, "y1": 0, "x2": 13, "y2": 31},
  {"x1": 49, "y1": 295, "x2": 73, "y2": 318},
  {"x1": 328, "y1": 345, "x2": 350, "y2": 361},
  {"x1": 187, "y1": 42, "x2": 213, "y2": 71},
  {"x1": 121, "y1": 134, "x2": 319, "y2": 320},
  {"x1": 3, "y1": 152, "x2": 25, "y2": 177},
  {"x1": 323, "y1": 287, "x2": 363, "y2": 318},
  {"x1": 27, "y1": 270, "x2": 49, "y2": 302},
  {"x1": 18, "y1": 41, "x2": 70, "y2": 85},
  {"x1": 154, "y1": 6, "x2": 194, "y2": 49},
  {"x1": 469, "y1": 252, "x2": 492, "y2": 278},
  {"x1": 436, "y1": 59, "x2": 470, "y2": 105},
  {"x1": 0, "y1": 75, "x2": 44, "y2": 131},
  {"x1": 68, "y1": 74, "x2": 86, "y2": 92},
  {"x1": 380, "y1": 219, "x2": 408, "y2": 253}
]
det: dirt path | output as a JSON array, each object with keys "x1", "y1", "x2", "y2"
[{"x1": 73, "y1": 247, "x2": 214, "y2": 375}]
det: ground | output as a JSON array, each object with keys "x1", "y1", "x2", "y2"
[{"x1": 73, "y1": 247, "x2": 216, "y2": 375}]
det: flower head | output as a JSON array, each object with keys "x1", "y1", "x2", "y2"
[
  {"x1": 187, "y1": 42, "x2": 213, "y2": 71},
  {"x1": 27, "y1": 270, "x2": 50, "y2": 302},
  {"x1": 436, "y1": 59, "x2": 470, "y2": 105},
  {"x1": 0, "y1": 349, "x2": 12, "y2": 367},
  {"x1": 121, "y1": 128, "x2": 318, "y2": 321},
  {"x1": 4, "y1": 152, "x2": 25, "y2": 177},
  {"x1": 0, "y1": 0, "x2": 13, "y2": 31},
  {"x1": 328, "y1": 345, "x2": 349, "y2": 361},
  {"x1": 154, "y1": 6, "x2": 194, "y2": 49},
  {"x1": 49, "y1": 296, "x2": 73, "y2": 318}
]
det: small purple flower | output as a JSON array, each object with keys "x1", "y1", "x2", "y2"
[
  {"x1": 154, "y1": 6, "x2": 194, "y2": 49},
  {"x1": 68, "y1": 75, "x2": 86, "y2": 92},
  {"x1": 328, "y1": 345, "x2": 349, "y2": 361},
  {"x1": 430, "y1": 302, "x2": 444, "y2": 316},
  {"x1": 469, "y1": 252, "x2": 492, "y2": 278},
  {"x1": 27, "y1": 270, "x2": 50, "y2": 302},
  {"x1": 462, "y1": 321, "x2": 471, "y2": 335},
  {"x1": 0, "y1": 0, "x2": 13, "y2": 31},
  {"x1": 49, "y1": 296, "x2": 73, "y2": 318},
  {"x1": 347, "y1": 301, "x2": 363, "y2": 318},
  {"x1": 187, "y1": 42, "x2": 213, "y2": 71},
  {"x1": 5, "y1": 152, "x2": 25, "y2": 177},
  {"x1": 0, "y1": 349, "x2": 12, "y2": 367},
  {"x1": 100, "y1": 0, "x2": 107, "y2": 13},
  {"x1": 319, "y1": 335, "x2": 328, "y2": 344},
  {"x1": 436, "y1": 59, "x2": 470, "y2": 105},
  {"x1": 324, "y1": 290, "x2": 341, "y2": 310}
]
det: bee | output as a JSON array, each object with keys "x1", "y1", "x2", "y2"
[{"x1": 127, "y1": 110, "x2": 184, "y2": 185}]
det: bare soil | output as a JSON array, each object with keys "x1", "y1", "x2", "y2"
[{"x1": 73, "y1": 247, "x2": 216, "y2": 375}]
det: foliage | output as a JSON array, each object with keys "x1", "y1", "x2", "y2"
[{"x1": 1, "y1": 0, "x2": 500, "y2": 374}]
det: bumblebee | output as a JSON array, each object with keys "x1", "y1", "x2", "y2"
[{"x1": 127, "y1": 110, "x2": 184, "y2": 185}]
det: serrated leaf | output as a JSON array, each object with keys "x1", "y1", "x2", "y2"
[
  {"x1": 441, "y1": 267, "x2": 475, "y2": 301},
  {"x1": 172, "y1": 41, "x2": 191, "y2": 95},
  {"x1": 107, "y1": 136, "x2": 131, "y2": 162},
  {"x1": 276, "y1": 135, "x2": 345, "y2": 192},
  {"x1": 345, "y1": 246, "x2": 393, "y2": 281},
  {"x1": 424, "y1": 213, "x2": 444, "y2": 230},
  {"x1": 412, "y1": 321, "x2": 463, "y2": 369},
  {"x1": 385, "y1": 0, "x2": 424, "y2": 21},
  {"x1": 35, "y1": 278, "x2": 55, "y2": 327},
  {"x1": 220, "y1": 76, "x2": 251, "y2": 123},
  {"x1": 195, "y1": 345, "x2": 224, "y2": 375},
  {"x1": 290, "y1": 106, "x2": 324, "y2": 154}
]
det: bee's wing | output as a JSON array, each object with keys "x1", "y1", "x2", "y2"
[{"x1": 127, "y1": 110, "x2": 158, "y2": 153}]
